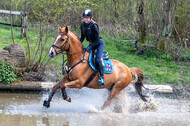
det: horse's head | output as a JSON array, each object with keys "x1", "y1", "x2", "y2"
[{"x1": 49, "y1": 26, "x2": 70, "y2": 58}]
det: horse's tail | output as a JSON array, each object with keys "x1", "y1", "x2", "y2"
[{"x1": 129, "y1": 67, "x2": 148, "y2": 102}]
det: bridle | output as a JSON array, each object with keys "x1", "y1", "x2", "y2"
[
  {"x1": 52, "y1": 33, "x2": 70, "y2": 54},
  {"x1": 51, "y1": 33, "x2": 88, "y2": 77}
]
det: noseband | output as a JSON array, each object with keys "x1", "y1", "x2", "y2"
[{"x1": 52, "y1": 33, "x2": 70, "y2": 54}]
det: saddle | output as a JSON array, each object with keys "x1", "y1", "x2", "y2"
[
  {"x1": 102, "y1": 52, "x2": 109, "y2": 60},
  {"x1": 89, "y1": 50, "x2": 114, "y2": 74}
]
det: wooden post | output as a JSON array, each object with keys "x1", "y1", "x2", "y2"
[
  {"x1": 20, "y1": 12, "x2": 27, "y2": 37},
  {"x1": 10, "y1": 0, "x2": 15, "y2": 44},
  {"x1": 20, "y1": 12, "x2": 23, "y2": 37}
]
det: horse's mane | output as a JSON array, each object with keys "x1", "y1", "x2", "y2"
[
  {"x1": 72, "y1": 32, "x2": 80, "y2": 39},
  {"x1": 69, "y1": 31, "x2": 84, "y2": 48}
]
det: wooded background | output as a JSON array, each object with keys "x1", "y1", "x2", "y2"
[{"x1": 1, "y1": 0, "x2": 189, "y2": 59}]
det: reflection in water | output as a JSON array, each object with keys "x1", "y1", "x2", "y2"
[
  {"x1": 1, "y1": 112, "x2": 190, "y2": 126},
  {"x1": 42, "y1": 117, "x2": 50, "y2": 126},
  {"x1": 0, "y1": 86, "x2": 190, "y2": 126}
]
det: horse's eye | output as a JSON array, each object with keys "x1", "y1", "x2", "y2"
[{"x1": 61, "y1": 38, "x2": 65, "y2": 41}]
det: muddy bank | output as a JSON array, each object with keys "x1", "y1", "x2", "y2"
[{"x1": 20, "y1": 66, "x2": 62, "y2": 82}]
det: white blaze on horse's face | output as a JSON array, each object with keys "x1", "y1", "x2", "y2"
[{"x1": 49, "y1": 35, "x2": 62, "y2": 58}]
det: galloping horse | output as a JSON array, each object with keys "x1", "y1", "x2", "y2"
[{"x1": 43, "y1": 26, "x2": 147, "y2": 110}]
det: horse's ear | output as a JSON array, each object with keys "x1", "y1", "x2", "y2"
[
  {"x1": 59, "y1": 26, "x2": 62, "y2": 32},
  {"x1": 65, "y1": 26, "x2": 69, "y2": 34}
]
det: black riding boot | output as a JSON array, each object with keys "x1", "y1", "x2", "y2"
[{"x1": 96, "y1": 60, "x2": 104, "y2": 85}]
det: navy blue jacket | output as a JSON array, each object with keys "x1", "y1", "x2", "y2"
[{"x1": 80, "y1": 21, "x2": 101, "y2": 49}]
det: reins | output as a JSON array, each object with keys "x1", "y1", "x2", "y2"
[{"x1": 52, "y1": 33, "x2": 88, "y2": 77}]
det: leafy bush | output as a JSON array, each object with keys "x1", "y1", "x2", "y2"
[
  {"x1": 160, "y1": 54, "x2": 173, "y2": 62},
  {"x1": 0, "y1": 61, "x2": 18, "y2": 84},
  {"x1": 142, "y1": 48, "x2": 174, "y2": 62},
  {"x1": 143, "y1": 48, "x2": 163, "y2": 59},
  {"x1": 115, "y1": 40, "x2": 136, "y2": 53},
  {"x1": 182, "y1": 55, "x2": 190, "y2": 62}
]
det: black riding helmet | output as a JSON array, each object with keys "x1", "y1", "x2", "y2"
[{"x1": 83, "y1": 10, "x2": 93, "y2": 18}]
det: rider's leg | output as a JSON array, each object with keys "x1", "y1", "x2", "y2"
[
  {"x1": 96, "y1": 60, "x2": 104, "y2": 85},
  {"x1": 95, "y1": 39, "x2": 105, "y2": 85}
]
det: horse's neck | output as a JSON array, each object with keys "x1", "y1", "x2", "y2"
[{"x1": 66, "y1": 33, "x2": 84, "y2": 67}]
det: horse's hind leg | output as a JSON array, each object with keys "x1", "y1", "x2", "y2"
[{"x1": 100, "y1": 82, "x2": 126, "y2": 110}]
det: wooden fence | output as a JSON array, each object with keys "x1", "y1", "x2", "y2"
[{"x1": 0, "y1": 9, "x2": 27, "y2": 37}]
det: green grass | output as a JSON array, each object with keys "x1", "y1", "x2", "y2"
[
  {"x1": 102, "y1": 35, "x2": 189, "y2": 85},
  {"x1": 0, "y1": 24, "x2": 189, "y2": 85}
]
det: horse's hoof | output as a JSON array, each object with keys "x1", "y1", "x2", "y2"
[
  {"x1": 66, "y1": 96, "x2": 71, "y2": 102},
  {"x1": 43, "y1": 100, "x2": 50, "y2": 108}
]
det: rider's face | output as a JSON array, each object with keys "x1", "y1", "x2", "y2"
[{"x1": 84, "y1": 17, "x2": 91, "y2": 24}]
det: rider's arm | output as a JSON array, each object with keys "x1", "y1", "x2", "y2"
[{"x1": 80, "y1": 24, "x2": 85, "y2": 43}]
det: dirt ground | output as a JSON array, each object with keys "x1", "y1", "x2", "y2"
[{"x1": 21, "y1": 66, "x2": 62, "y2": 82}]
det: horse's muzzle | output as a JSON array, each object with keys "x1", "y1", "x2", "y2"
[{"x1": 49, "y1": 50, "x2": 55, "y2": 58}]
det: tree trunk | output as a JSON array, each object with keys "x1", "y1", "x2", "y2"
[
  {"x1": 138, "y1": 0, "x2": 146, "y2": 47},
  {"x1": 158, "y1": 0, "x2": 172, "y2": 51}
]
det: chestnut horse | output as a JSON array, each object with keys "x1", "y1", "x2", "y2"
[{"x1": 43, "y1": 26, "x2": 147, "y2": 110}]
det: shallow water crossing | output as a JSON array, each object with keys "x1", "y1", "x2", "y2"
[{"x1": 0, "y1": 86, "x2": 190, "y2": 126}]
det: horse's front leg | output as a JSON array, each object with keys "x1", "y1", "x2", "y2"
[
  {"x1": 43, "y1": 76, "x2": 69, "y2": 108},
  {"x1": 60, "y1": 79, "x2": 82, "y2": 102},
  {"x1": 61, "y1": 89, "x2": 71, "y2": 102}
]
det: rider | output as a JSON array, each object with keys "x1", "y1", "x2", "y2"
[{"x1": 80, "y1": 9, "x2": 105, "y2": 85}]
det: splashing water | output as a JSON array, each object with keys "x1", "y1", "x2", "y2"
[{"x1": 0, "y1": 85, "x2": 190, "y2": 126}]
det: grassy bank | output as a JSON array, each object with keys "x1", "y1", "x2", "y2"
[{"x1": 0, "y1": 24, "x2": 189, "y2": 85}]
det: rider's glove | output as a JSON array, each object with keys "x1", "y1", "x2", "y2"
[
  {"x1": 84, "y1": 47, "x2": 89, "y2": 51},
  {"x1": 84, "y1": 44, "x2": 92, "y2": 51}
]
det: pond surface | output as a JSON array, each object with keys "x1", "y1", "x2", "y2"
[{"x1": 0, "y1": 85, "x2": 190, "y2": 126}]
